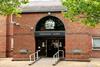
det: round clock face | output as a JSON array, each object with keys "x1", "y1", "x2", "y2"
[{"x1": 45, "y1": 19, "x2": 55, "y2": 29}]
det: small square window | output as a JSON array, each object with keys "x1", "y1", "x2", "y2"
[{"x1": 93, "y1": 37, "x2": 100, "y2": 50}]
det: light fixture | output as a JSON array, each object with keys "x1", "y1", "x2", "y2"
[
  {"x1": 11, "y1": 21, "x2": 20, "y2": 26},
  {"x1": 11, "y1": 21, "x2": 16, "y2": 24},
  {"x1": 15, "y1": 23, "x2": 20, "y2": 26},
  {"x1": 59, "y1": 42, "x2": 62, "y2": 47},
  {"x1": 48, "y1": 12, "x2": 51, "y2": 15},
  {"x1": 38, "y1": 46, "x2": 41, "y2": 49},
  {"x1": 30, "y1": 27, "x2": 34, "y2": 30}
]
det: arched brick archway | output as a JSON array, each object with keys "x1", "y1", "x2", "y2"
[{"x1": 35, "y1": 16, "x2": 65, "y2": 57}]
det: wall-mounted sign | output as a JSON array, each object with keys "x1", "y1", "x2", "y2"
[
  {"x1": 45, "y1": 19, "x2": 55, "y2": 29},
  {"x1": 35, "y1": 31, "x2": 65, "y2": 37},
  {"x1": 19, "y1": 49, "x2": 28, "y2": 54}
]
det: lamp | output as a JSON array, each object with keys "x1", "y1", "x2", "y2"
[
  {"x1": 11, "y1": 21, "x2": 20, "y2": 26},
  {"x1": 15, "y1": 23, "x2": 20, "y2": 26},
  {"x1": 30, "y1": 27, "x2": 34, "y2": 30},
  {"x1": 48, "y1": 12, "x2": 51, "y2": 15},
  {"x1": 11, "y1": 21, "x2": 16, "y2": 24}
]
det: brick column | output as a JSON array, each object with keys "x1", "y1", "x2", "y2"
[{"x1": 0, "y1": 16, "x2": 7, "y2": 57}]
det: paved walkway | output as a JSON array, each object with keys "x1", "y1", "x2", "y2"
[{"x1": 0, "y1": 58, "x2": 100, "y2": 67}]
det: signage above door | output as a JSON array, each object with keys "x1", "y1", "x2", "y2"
[{"x1": 35, "y1": 31, "x2": 65, "y2": 37}]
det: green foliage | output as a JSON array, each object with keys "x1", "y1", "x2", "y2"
[
  {"x1": 0, "y1": 0, "x2": 28, "y2": 15},
  {"x1": 62, "y1": 0, "x2": 100, "y2": 26}
]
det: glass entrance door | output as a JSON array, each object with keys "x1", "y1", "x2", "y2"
[
  {"x1": 36, "y1": 38, "x2": 65, "y2": 57},
  {"x1": 36, "y1": 39, "x2": 47, "y2": 57},
  {"x1": 47, "y1": 39, "x2": 59, "y2": 57}
]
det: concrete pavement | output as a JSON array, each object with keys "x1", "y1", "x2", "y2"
[{"x1": 0, "y1": 58, "x2": 100, "y2": 67}]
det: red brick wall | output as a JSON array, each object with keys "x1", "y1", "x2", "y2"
[
  {"x1": 10, "y1": 13, "x2": 91, "y2": 58},
  {"x1": 5, "y1": 12, "x2": 100, "y2": 60},
  {"x1": 90, "y1": 25, "x2": 100, "y2": 58},
  {"x1": 0, "y1": 16, "x2": 7, "y2": 57},
  {"x1": 12, "y1": 13, "x2": 47, "y2": 59},
  {"x1": 65, "y1": 21, "x2": 92, "y2": 60},
  {"x1": 92, "y1": 51, "x2": 100, "y2": 58},
  {"x1": 12, "y1": 13, "x2": 66, "y2": 59},
  {"x1": 65, "y1": 34, "x2": 92, "y2": 59},
  {"x1": 0, "y1": 12, "x2": 99, "y2": 59}
]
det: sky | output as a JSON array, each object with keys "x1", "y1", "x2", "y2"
[
  {"x1": 20, "y1": 0, "x2": 61, "y2": 7},
  {"x1": 29, "y1": 0, "x2": 59, "y2": 1},
  {"x1": 30, "y1": 0, "x2": 50, "y2": 1}
]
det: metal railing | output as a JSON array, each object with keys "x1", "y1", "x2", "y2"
[
  {"x1": 29, "y1": 50, "x2": 40, "y2": 65},
  {"x1": 53, "y1": 50, "x2": 64, "y2": 65}
]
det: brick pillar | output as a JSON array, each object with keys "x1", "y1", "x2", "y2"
[{"x1": 0, "y1": 16, "x2": 7, "y2": 57}]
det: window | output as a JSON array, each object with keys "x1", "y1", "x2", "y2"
[{"x1": 93, "y1": 37, "x2": 100, "y2": 49}]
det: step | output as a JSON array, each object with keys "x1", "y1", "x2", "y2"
[{"x1": 30, "y1": 58, "x2": 59, "y2": 65}]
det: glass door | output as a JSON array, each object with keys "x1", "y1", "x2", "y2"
[
  {"x1": 47, "y1": 39, "x2": 59, "y2": 57},
  {"x1": 36, "y1": 39, "x2": 47, "y2": 57},
  {"x1": 36, "y1": 38, "x2": 65, "y2": 58}
]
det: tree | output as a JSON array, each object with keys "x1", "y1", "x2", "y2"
[
  {"x1": 62, "y1": 0, "x2": 100, "y2": 26},
  {"x1": 0, "y1": 0, "x2": 28, "y2": 15}
]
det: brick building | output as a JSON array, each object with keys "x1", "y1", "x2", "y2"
[{"x1": 0, "y1": 0, "x2": 100, "y2": 61}]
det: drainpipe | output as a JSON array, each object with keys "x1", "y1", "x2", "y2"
[{"x1": 10, "y1": 14, "x2": 14, "y2": 51}]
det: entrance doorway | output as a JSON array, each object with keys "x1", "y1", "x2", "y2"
[
  {"x1": 35, "y1": 16, "x2": 65, "y2": 58},
  {"x1": 36, "y1": 37, "x2": 65, "y2": 57}
]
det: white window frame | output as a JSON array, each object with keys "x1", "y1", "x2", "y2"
[{"x1": 92, "y1": 37, "x2": 100, "y2": 50}]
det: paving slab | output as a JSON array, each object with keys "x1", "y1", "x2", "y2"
[{"x1": 0, "y1": 58, "x2": 100, "y2": 67}]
